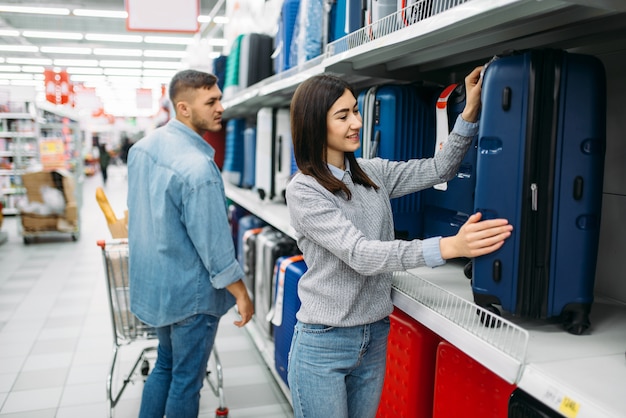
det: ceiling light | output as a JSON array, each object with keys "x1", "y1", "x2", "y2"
[
  {"x1": 99, "y1": 60, "x2": 143, "y2": 68},
  {"x1": 144, "y1": 36, "x2": 194, "y2": 45},
  {"x1": 0, "y1": 65, "x2": 21, "y2": 72},
  {"x1": 197, "y1": 15, "x2": 228, "y2": 24},
  {"x1": 6, "y1": 57, "x2": 52, "y2": 66},
  {"x1": 143, "y1": 50, "x2": 187, "y2": 58},
  {"x1": 73, "y1": 9, "x2": 127, "y2": 18},
  {"x1": 40, "y1": 46, "x2": 92, "y2": 55},
  {"x1": 85, "y1": 34, "x2": 143, "y2": 43},
  {"x1": 0, "y1": 29, "x2": 19, "y2": 37},
  {"x1": 213, "y1": 16, "x2": 229, "y2": 24},
  {"x1": 93, "y1": 48, "x2": 143, "y2": 57},
  {"x1": 12, "y1": 79, "x2": 42, "y2": 86},
  {"x1": 22, "y1": 30, "x2": 83, "y2": 40},
  {"x1": 0, "y1": 5, "x2": 70, "y2": 15},
  {"x1": 54, "y1": 59, "x2": 99, "y2": 67},
  {"x1": 143, "y1": 61, "x2": 182, "y2": 69},
  {"x1": 20, "y1": 66, "x2": 45, "y2": 73},
  {"x1": 0, "y1": 45, "x2": 39, "y2": 53},
  {"x1": 67, "y1": 67, "x2": 104, "y2": 75},
  {"x1": 104, "y1": 68, "x2": 143, "y2": 77},
  {"x1": 0, "y1": 73, "x2": 34, "y2": 79}
]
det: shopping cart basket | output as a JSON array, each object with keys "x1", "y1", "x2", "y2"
[{"x1": 98, "y1": 239, "x2": 229, "y2": 418}]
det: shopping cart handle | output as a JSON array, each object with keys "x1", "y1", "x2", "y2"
[{"x1": 97, "y1": 239, "x2": 129, "y2": 249}]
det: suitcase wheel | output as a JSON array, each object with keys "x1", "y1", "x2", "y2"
[
  {"x1": 463, "y1": 260, "x2": 473, "y2": 279},
  {"x1": 562, "y1": 310, "x2": 590, "y2": 335},
  {"x1": 141, "y1": 359, "x2": 150, "y2": 376},
  {"x1": 477, "y1": 305, "x2": 501, "y2": 328},
  {"x1": 257, "y1": 188, "x2": 266, "y2": 200}
]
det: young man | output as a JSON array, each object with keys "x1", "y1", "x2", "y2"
[{"x1": 127, "y1": 69, "x2": 253, "y2": 418}]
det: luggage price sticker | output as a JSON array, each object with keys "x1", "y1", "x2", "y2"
[{"x1": 539, "y1": 386, "x2": 580, "y2": 418}]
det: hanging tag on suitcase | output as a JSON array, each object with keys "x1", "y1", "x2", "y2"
[
  {"x1": 422, "y1": 83, "x2": 478, "y2": 238},
  {"x1": 472, "y1": 49, "x2": 606, "y2": 334}
]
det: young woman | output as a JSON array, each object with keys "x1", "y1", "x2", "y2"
[{"x1": 285, "y1": 69, "x2": 513, "y2": 418}]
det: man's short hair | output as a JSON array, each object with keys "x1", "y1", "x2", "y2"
[{"x1": 169, "y1": 70, "x2": 218, "y2": 106}]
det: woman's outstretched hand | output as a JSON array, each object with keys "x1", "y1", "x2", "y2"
[{"x1": 439, "y1": 212, "x2": 513, "y2": 260}]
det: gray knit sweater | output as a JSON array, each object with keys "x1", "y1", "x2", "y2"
[{"x1": 285, "y1": 116, "x2": 478, "y2": 327}]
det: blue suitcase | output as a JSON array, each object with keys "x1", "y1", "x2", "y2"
[
  {"x1": 271, "y1": 255, "x2": 307, "y2": 386},
  {"x1": 289, "y1": 0, "x2": 324, "y2": 68},
  {"x1": 223, "y1": 118, "x2": 246, "y2": 187},
  {"x1": 274, "y1": 0, "x2": 300, "y2": 73},
  {"x1": 422, "y1": 83, "x2": 478, "y2": 238},
  {"x1": 358, "y1": 84, "x2": 436, "y2": 240},
  {"x1": 328, "y1": 0, "x2": 362, "y2": 43},
  {"x1": 472, "y1": 49, "x2": 606, "y2": 334},
  {"x1": 212, "y1": 54, "x2": 228, "y2": 91},
  {"x1": 242, "y1": 126, "x2": 257, "y2": 189}
]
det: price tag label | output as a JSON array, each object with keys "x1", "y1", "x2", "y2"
[{"x1": 559, "y1": 396, "x2": 580, "y2": 418}]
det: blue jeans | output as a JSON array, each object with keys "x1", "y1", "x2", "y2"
[
  {"x1": 138, "y1": 314, "x2": 219, "y2": 418},
  {"x1": 287, "y1": 318, "x2": 390, "y2": 418}
]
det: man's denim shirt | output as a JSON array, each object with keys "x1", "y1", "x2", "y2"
[{"x1": 127, "y1": 119, "x2": 242, "y2": 327}]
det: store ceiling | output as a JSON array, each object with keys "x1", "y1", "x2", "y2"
[{"x1": 0, "y1": 0, "x2": 228, "y2": 116}]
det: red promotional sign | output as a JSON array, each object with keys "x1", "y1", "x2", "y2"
[{"x1": 43, "y1": 69, "x2": 71, "y2": 105}]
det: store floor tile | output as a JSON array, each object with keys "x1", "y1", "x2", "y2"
[{"x1": 0, "y1": 164, "x2": 293, "y2": 417}]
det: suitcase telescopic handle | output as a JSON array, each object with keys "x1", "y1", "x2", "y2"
[{"x1": 531, "y1": 183, "x2": 538, "y2": 211}]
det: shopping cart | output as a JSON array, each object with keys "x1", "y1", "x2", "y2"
[{"x1": 98, "y1": 239, "x2": 229, "y2": 418}]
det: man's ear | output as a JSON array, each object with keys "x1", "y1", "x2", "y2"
[{"x1": 176, "y1": 101, "x2": 189, "y2": 118}]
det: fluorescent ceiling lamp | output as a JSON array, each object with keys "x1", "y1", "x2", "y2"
[
  {"x1": 73, "y1": 9, "x2": 127, "y2": 18},
  {"x1": 93, "y1": 48, "x2": 143, "y2": 57},
  {"x1": 99, "y1": 60, "x2": 143, "y2": 68},
  {"x1": 0, "y1": 73, "x2": 34, "y2": 79},
  {"x1": 0, "y1": 29, "x2": 19, "y2": 37},
  {"x1": 143, "y1": 69, "x2": 177, "y2": 77},
  {"x1": 0, "y1": 5, "x2": 70, "y2": 15},
  {"x1": 104, "y1": 68, "x2": 143, "y2": 76},
  {"x1": 22, "y1": 30, "x2": 83, "y2": 40},
  {"x1": 40, "y1": 46, "x2": 92, "y2": 55},
  {"x1": 143, "y1": 61, "x2": 181, "y2": 69},
  {"x1": 20, "y1": 66, "x2": 45, "y2": 73},
  {"x1": 69, "y1": 74, "x2": 106, "y2": 83},
  {"x1": 144, "y1": 36, "x2": 194, "y2": 45},
  {"x1": 0, "y1": 45, "x2": 39, "y2": 53},
  {"x1": 143, "y1": 50, "x2": 187, "y2": 58},
  {"x1": 85, "y1": 33, "x2": 143, "y2": 43},
  {"x1": 6, "y1": 57, "x2": 52, "y2": 65},
  {"x1": 0, "y1": 65, "x2": 21, "y2": 72},
  {"x1": 54, "y1": 59, "x2": 99, "y2": 67},
  {"x1": 67, "y1": 67, "x2": 104, "y2": 75},
  {"x1": 12, "y1": 79, "x2": 41, "y2": 86}
]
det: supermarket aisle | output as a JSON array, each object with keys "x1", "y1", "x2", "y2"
[{"x1": 0, "y1": 164, "x2": 293, "y2": 418}]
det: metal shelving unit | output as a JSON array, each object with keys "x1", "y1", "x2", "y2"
[{"x1": 222, "y1": 1, "x2": 626, "y2": 416}]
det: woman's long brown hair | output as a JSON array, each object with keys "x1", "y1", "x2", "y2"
[{"x1": 290, "y1": 74, "x2": 379, "y2": 200}]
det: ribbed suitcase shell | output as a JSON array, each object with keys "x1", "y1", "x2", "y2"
[
  {"x1": 376, "y1": 307, "x2": 441, "y2": 418},
  {"x1": 237, "y1": 215, "x2": 267, "y2": 301},
  {"x1": 238, "y1": 33, "x2": 273, "y2": 88},
  {"x1": 272, "y1": 255, "x2": 307, "y2": 386},
  {"x1": 433, "y1": 341, "x2": 516, "y2": 418},
  {"x1": 422, "y1": 83, "x2": 477, "y2": 238},
  {"x1": 242, "y1": 126, "x2": 256, "y2": 189},
  {"x1": 274, "y1": 0, "x2": 300, "y2": 73},
  {"x1": 472, "y1": 49, "x2": 606, "y2": 334},
  {"x1": 254, "y1": 227, "x2": 299, "y2": 338},
  {"x1": 223, "y1": 118, "x2": 246, "y2": 187}
]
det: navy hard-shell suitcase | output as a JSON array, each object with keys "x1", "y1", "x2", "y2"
[
  {"x1": 358, "y1": 84, "x2": 435, "y2": 240},
  {"x1": 328, "y1": 0, "x2": 363, "y2": 43},
  {"x1": 271, "y1": 255, "x2": 307, "y2": 386},
  {"x1": 422, "y1": 83, "x2": 477, "y2": 238},
  {"x1": 254, "y1": 227, "x2": 300, "y2": 339},
  {"x1": 472, "y1": 49, "x2": 606, "y2": 334},
  {"x1": 223, "y1": 118, "x2": 246, "y2": 187}
]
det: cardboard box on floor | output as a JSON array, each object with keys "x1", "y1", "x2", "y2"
[{"x1": 20, "y1": 170, "x2": 78, "y2": 232}]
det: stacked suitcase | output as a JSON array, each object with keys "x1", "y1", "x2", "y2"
[
  {"x1": 223, "y1": 118, "x2": 246, "y2": 187},
  {"x1": 358, "y1": 84, "x2": 436, "y2": 239},
  {"x1": 238, "y1": 33, "x2": 274, "y2": 89},
  {"x1": 422, "y1": 83, "x2": 478, "y2": 238},
  {"x1": 471, "y1": 49, "x2": 606, "y2": 334},
  {"x1": 375, "y1": 307, "x2": 441, "y2": 418},
  {"x1": 271, "y1": 254, "x2": 308, "y2": 386},
  {"x1": 242, "y1": 126, "x2": 257, "y2": 189},
  {"x1": 254, "y1": 226, "x2": 300, "y2": 339},
  {"x1": 237, "y1": 214, "x2": 267, "y2": 301},
  {"x1": 255, "y1": 107, "x2": 293, "y2": 202}
]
